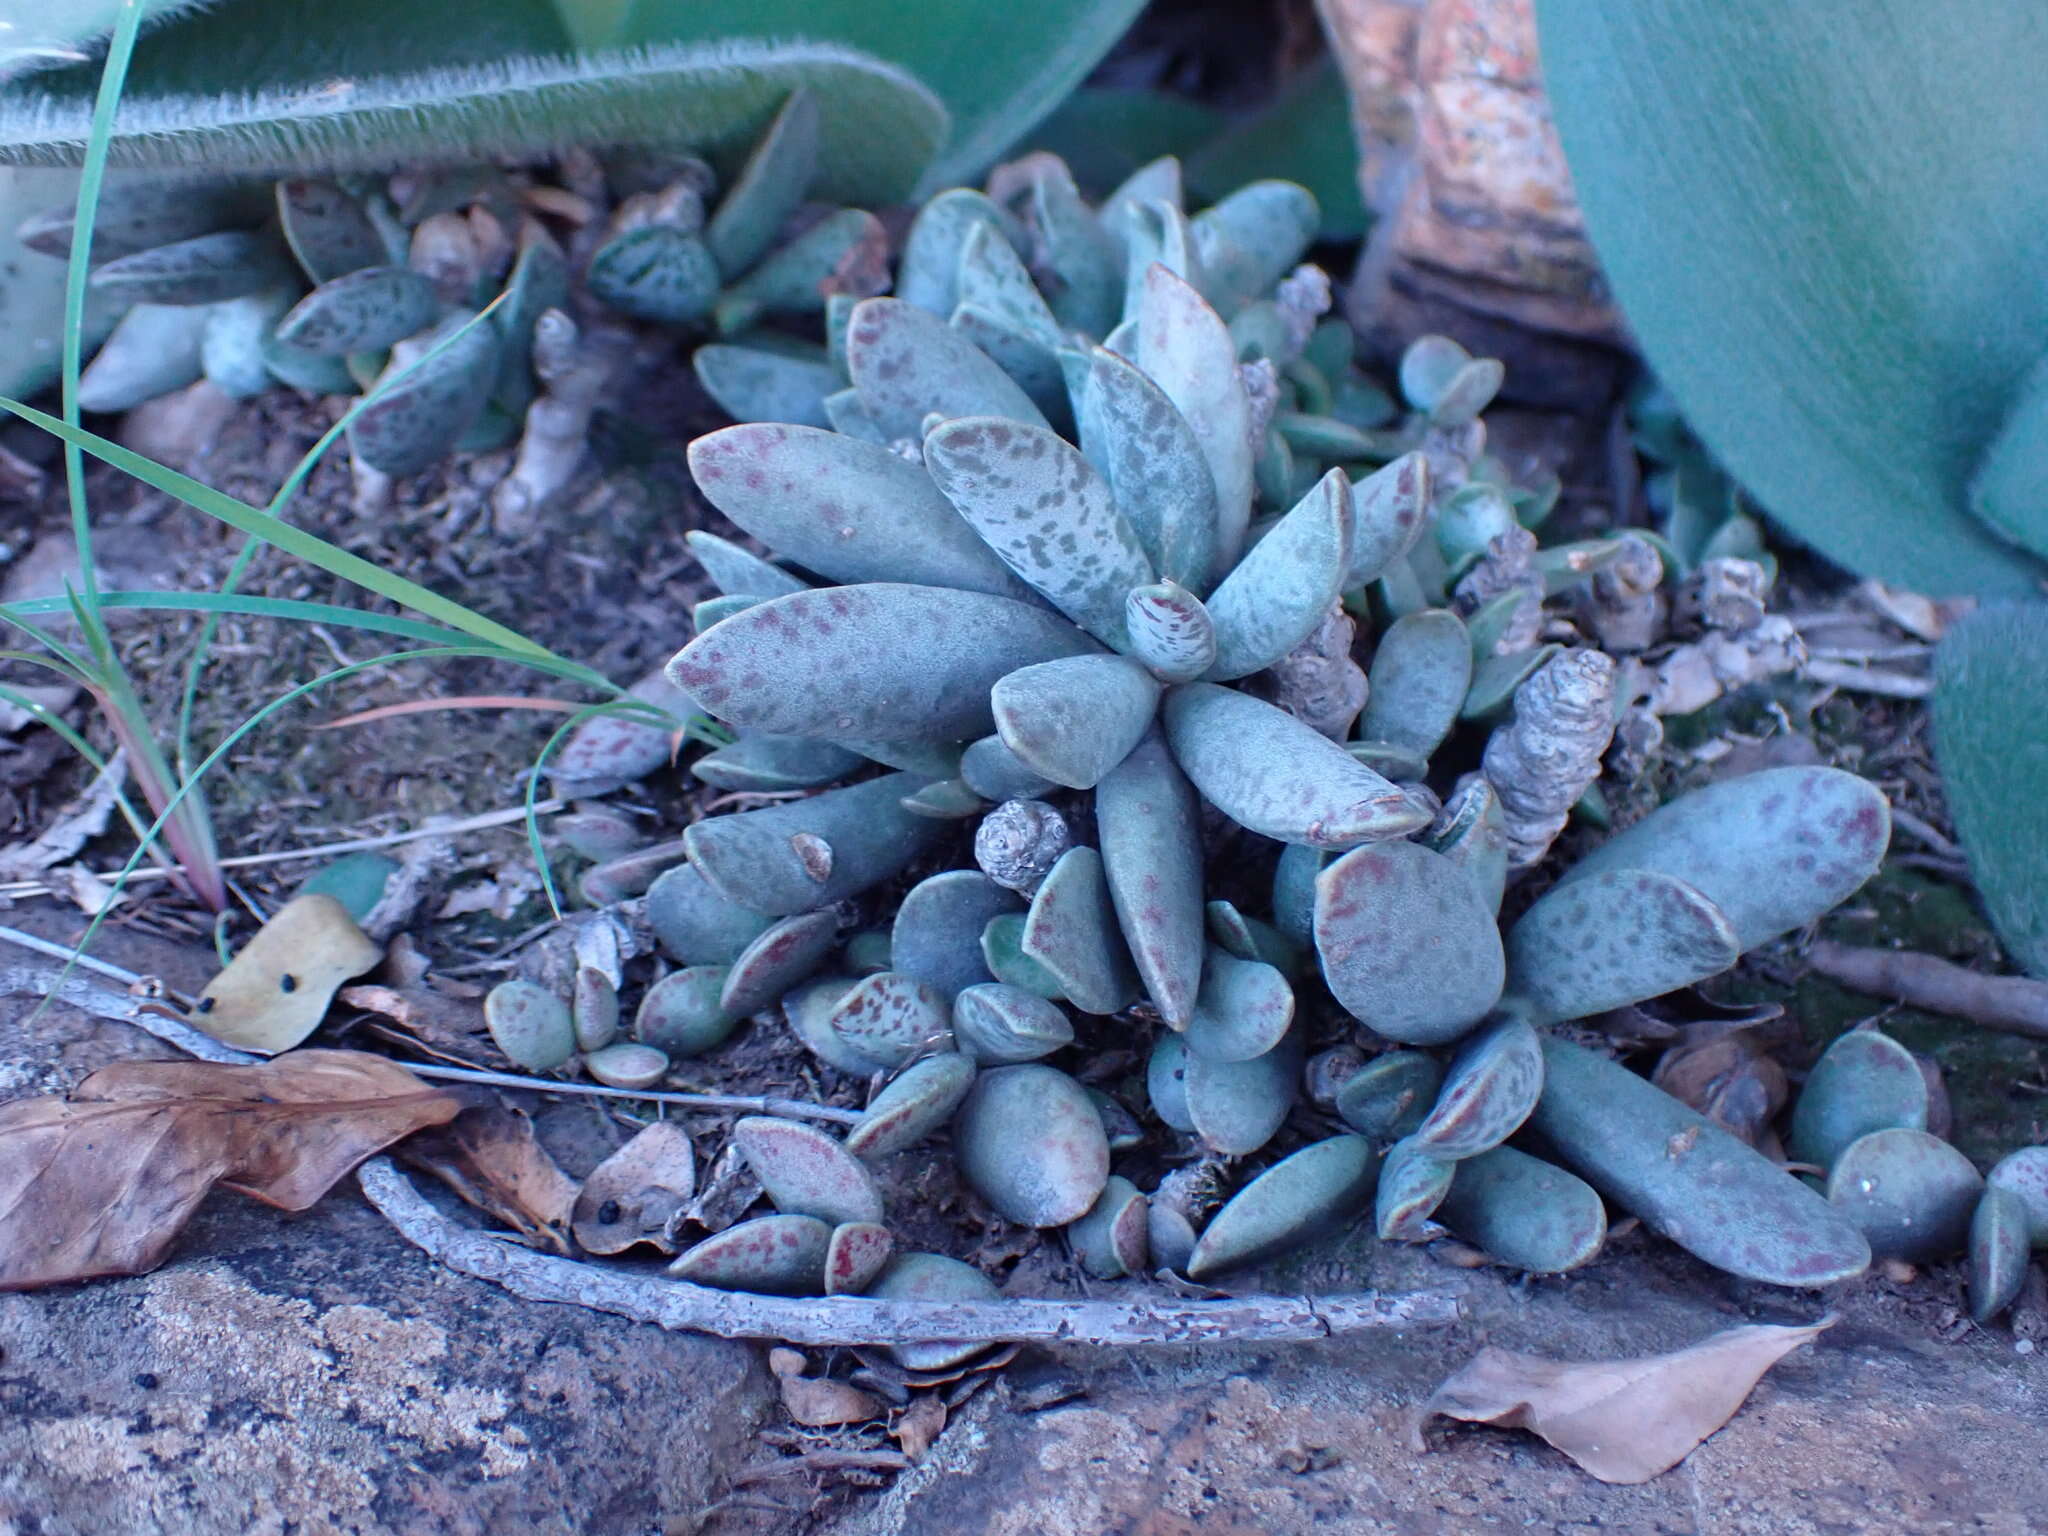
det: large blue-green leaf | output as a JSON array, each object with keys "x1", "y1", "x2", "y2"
[
  {"x1": 667, "y1": 582, "x2": 1098, "y2": 743},
  {"x1": 1552, "y1": 765, "x2": 1889, "y2": 952},
  {"x1": 1136, "y1": 262, "x2": 1254, "y2": 576},
  {"x1": 1933, "y1": 601, "x2": 2048, "y2": 976},
  {"x1": 924, "y1": 415, "x2": 1153, "y2": 648},
  {"x1": 613, "y1": 0, "x2": 1147, "y2": 190},
  {"x1": 685, "y1": 771, "x2": 941, "y2": 915},
  {"x1": 687, "y1": 423, "x2": 1034, "y2": 599},
  {"x1": 1537, "y1": 0, "x2": 2048, "y2": 596},
  {"x1": 1070, "y1": 344, "x2": 1219, "y2": 591},
  {"x1": 1095, "y1": 727, "x2": 1204, "y2": 1027},
  {"x1": 1202, "y1": 468, "x2": 1352, "y2": 680},
  {"x1": 990, "y1": 653, "x2": 1158, "y2": 789},
  {"x1": 1162, "y1": 683, "x2": 1426, "y2": 849},
  {"x1": 0, "y1": 0, "x2": 944, "y2": 205}
]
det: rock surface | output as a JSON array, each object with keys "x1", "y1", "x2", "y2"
[{"x1": 822, "y1": 1237, "x2": 2048, "y2": 1536}]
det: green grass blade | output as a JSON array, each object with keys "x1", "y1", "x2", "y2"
[{"x1": 0, "y1": 396, "x2": 583, "y2": 663}]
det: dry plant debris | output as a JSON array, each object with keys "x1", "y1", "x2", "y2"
[{"x1": 1413, "y1": 1316, "x2": 1835, "y2": 1482}]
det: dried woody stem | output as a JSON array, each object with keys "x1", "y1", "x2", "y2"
[
  {"x1": 0, "y1": 926, "x2": 1461, "y2": 1346},
  {"x1": 1806, "y1": 940, "x2": 2048, "y2": 1042},
  {"x1": 356, "y1": 1158, "x2": 1460, "y2": 1346}
]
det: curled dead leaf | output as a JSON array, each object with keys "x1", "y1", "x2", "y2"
[
  {"x1": 571, "y1": 1119, "x2": 696, "y2": 1255},
  {"x1": 0, "y1": 1049, "x2": 464, "y2": 1291},
  {"x1": 889, "y1": 1392, "x2": 948, "y2": 1460},
  {"x1": 1412, "y1": 1316, "x2": 1834, "y2": 1483},
  {"x1": 769, "y1": 1346, "x2": 885, "y2": 1427},
  {"x1": 400, "y1": 1103, "x2": 576, "y2": 1253}
]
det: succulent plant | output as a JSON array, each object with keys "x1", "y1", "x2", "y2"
[
  {"x1": 13, "y1": 88, "x2": 910, "y2": 492},
  {"x1": 565, "y1": 152, "x2": 1897, "y2": 1296}
]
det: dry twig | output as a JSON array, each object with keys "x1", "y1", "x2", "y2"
[{"x1": 1807, "y1": 940, "x2": 2048, "y2": 1042}]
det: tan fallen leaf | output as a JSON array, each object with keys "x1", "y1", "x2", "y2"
[
  {"x1": 1412, "y1": 1316, "x2": 1835, "y2": 1483},
  {"x1": 571, "y1": 1119, "x2": 696, "y2": 1255},
  {"x1": 0, "y1": 1049, "x2": 464, "y2": 1290},
  {"x1": 194, "y1": 894, "x2": 383, "y2": 1053},
  {"x1": 769, "y1": 1347, "x2": 884, "y2": 1427},
  {"x1": 0, "y1": 748, "x2": 124, "y2": 880},
  {"x1": 890, "y1": 1393, "x2": 948, "y2": 1460},
  {"x1": 400, "y1": 1104, "x2": 577, "y2": 1254}
]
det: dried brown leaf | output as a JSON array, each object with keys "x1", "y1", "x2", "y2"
[
  {"x1": 889, "y1": 1393, "x2": 948, "y2": 1460},
  {"x1": 339, "y1": 981, "x2": 489, "y2": 1054},
  {"x1": 0, "y1": 1049, "x2": 463, "y2": 1290},
  {"x1": 1413, "y1": 1316, "x2": 1835, "y2": 1482},
  {"x1": 769, "y1": 1347, "x2": 885, "y2": 1427},
  {"x1": 400, "y1": 1104, "x2": 576, "y2": 1253},
  {"x1": 571, "y1": 1120, "x2": 696, "y2": 1255}
]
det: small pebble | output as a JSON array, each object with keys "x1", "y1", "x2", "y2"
[{"x1": 2018, "y1": 1339, "x2": 2036, "y2": 1356}]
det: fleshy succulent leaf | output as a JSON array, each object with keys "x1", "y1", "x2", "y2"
[
  {"x1": 846, "y1": 296, "x2": 1048, "y2": 438},
  {"x1": 684, "y1": 771, "x2": 941, "y2": 916},
  {"x1": 1313, "y1": 840, "x2": 1506, "y2": 1045},
  {"x1": 1786, "y1": 1029, "x2": 1928, "y2": 1171},
  {"x1": 1184, "y1": 1029, "x2": 1299, "y2": 1155},
  {"x1": 924, "y1": 415, "x2": 1155, "y2": 649},
  {"x1": 719, "y1": 207, "x2": 886, "y2": 319},
  {"x1": 276, "y1": 178, "x2": 385, "y2": 283},
  {"x1": 89, "y1": 229, "x2": 290, "y2": 305},
  {"x1": 1071, "y1": 343, "x2": 1220, "y2": 589},
  {"x1": 1020, "y1": 154, "x2": 1121, "y2": 337},
  {"x1": 275, "y1": 266, "x2": 437, "y2": 354},
  {"x1": 1436, "y1": 1145, "x2": 1607, "y2": 1274},
  {"x1": 1187, "y1": 179, "x2": 1318, "y2": 318},
  {"x1": 1532, "y1": 1036, "x2": 1871, "y2": 1286},
  {"x1": 1552, "y1": 765, "x2": 1890, "y2": 951},
  {"x1": 1201, "y1": 467, "x2": 1353, "y2": 680},
  {"x1": 1021, "y1": 845, "x2": 1141, "y2": 1015},
  {"x1": 704, "y1": 87, "x2": 817, "y2": 277},
  {"x1": 955, "y1": 218, "x2": 1060, "y2": 343},
  {"x1": 1185, "y1": 1134, "x2": 1377, "y2": 1279},
  {"x1": 586, "y1": 225, "x2": 721, "y2": 323},
  {"x1": 689, "y1": 424, "x2": 1035, "y2": 599},
  {"x1": 959, "y1": 736, "x2": 1056, "y2": 801},
  {"x1": 896, "y1": 188, "x2": 1013, "y2": 316},
  {"x1": 1135, "y1": 262, "x2": 1255, "y2": 575},
  {"x1": 1360, "y1": 608, "x2": 1471, "y2": 763},
  {"x1": 1182, "y1": 949, "x2": 1294, "y2": 1063},
  {"x1": 1123, "y1": 579, "x2": 1216, "y2": 682},
  {"x1": 684, "y1": 529, "x2": 807, "y2": 598},
  {"x1": 1162, "y1": 683, "x2": 1428, "y2": 849},
  {"x1": 1345, "y1": 451, "x2": 1432, "y2": 590},
  {"x1": 1412, "y1": 1013, "x2": 1544, "y2": 1160},
  {"x1": 891, "y1": 870, "x2": 1021, "y2": 1000},
  {"x1": 693, "y1": 343, "x2": 836, "y2": 427},
  {"x1": 990, "y1": 654, "x2": 1159, "y2": 790},
  {"x1": 1506, "y1": 869, "x2": 1741, "y2": 1022},
  {"x1": 667, "y1": 583, "x2": 1099, "y2": 743},
  {"x1": 690, "y1": 733, "x2": 862, "y2": 791},
  {"x1": 1095, "y1": 728, "x2": 1206, "y2": 1028},
  {"x1": 348, "y1": 310, "x2": 501, "y2": 476}
]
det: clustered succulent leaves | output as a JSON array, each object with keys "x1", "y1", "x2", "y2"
[
  {"x1": 10, "y1": 89, "x2": 900, "y2": 488},
  {"x1": 485, "y1": 149, "x2": 1919, "y2": 1303}
]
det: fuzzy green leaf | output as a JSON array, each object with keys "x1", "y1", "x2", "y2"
[
  {"x1": 924, "y1": 415, "x2": 1154, "y2": 648},
  {"x1": 1163, "y1": 683, "x2": 1428, "y2": 849},
  {"x1": 1, "y1": 20, "x2": 945, "y2": 206},
  {"x1": 667, "y1": 582, "x2": 1098, "y2": 743},
  {"x1": 1537, "y1": 0, "x2": 2048, "y2": 596},
  {"x1": 615, "y1": 0, "x2": 1146, "y2": 191},
  {"x1": 688, "y1": 423, "x2": 1036, "y2": 599},
  {"x1": 1932, "y1": 602, "x2": 2048, "y2": 976}
]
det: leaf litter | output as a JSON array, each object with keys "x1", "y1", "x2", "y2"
[{"x1": 1412, "y1": 1316, "x2": 1836, "y2": 1482}]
